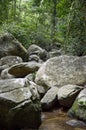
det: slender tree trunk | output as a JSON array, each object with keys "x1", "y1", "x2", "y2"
[
  {"x1": 5, "y1": 0, "x2": 9, "y2": 23},
  {"x1": 13, "y1": 0, "x2": 17, "y2": 21},
  {"x1": 51, "y1": 0, "x2": 57, "y2": 44},
  {"x1": 52, "y1": 0, "x2": 57, "y2": 36},
  {"x1": 18, "y1": 0, "x2": 22, "y2": 22}
]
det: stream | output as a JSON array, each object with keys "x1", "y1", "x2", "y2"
[{"x1": 39, "y1": 108, "x2": 86, "y2": 130}]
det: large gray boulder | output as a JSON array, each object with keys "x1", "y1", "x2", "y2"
[
  {"x1": 0, "y1": 78, "x2": 41, "y2": 129},
  {"x1": 57, "y1": 84, "x2": 83, "y2": 107},
  {"x1": 35, "y1": 55, "x2": 86, "y2": 88},
  {"x1": 0, "y1": 33, "x2": 27, "y2": 61},
  {"x1": 5, "y1": 61, "x2": 41, "y2": 78},
  {"x1": 68, "y1": 88, "x2": 86, "y2": 122}
]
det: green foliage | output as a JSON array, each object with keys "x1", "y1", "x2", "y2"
[
  {"x1": 0, "y1": 21, "x2": 51, "y2": 49},
  {"x1": 0, "y1": 0, "x2": 11, "y2": 24},
  {"x1": 0, "y1": 0, "x2": 53, "y2": 49},
  {"x1": 29, "y1": 31, "x2": 51, "y2": 47},
  {"x1": 33, "y1": 0, "x2": 41, "y2": 6},
  {"x1": 0, "y1": 0, "x2": 85, "y2": 54},
  {"x1": 0, "y1": 22, "x2": 30, "y2": 48},
  {"x1": 58, "y1": 0, "x2": 72, "y2": 17},
  {"x1": 64, "y1": 0, "x2": 86, "y2": 56}
]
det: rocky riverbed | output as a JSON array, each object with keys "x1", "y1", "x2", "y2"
[
  {"x1": 19, "y1": 107, "x2": 86, "y2": 130},
  {"x1": 0, "y1": 33, "x2": 86, "y2": 130},
  {"x1": 39, "y1": 108, "x2": 86, "y2": 130}
]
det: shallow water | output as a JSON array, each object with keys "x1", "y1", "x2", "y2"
[{"x1": 39, "y1": 108, "x2": 86, "y2": 130}]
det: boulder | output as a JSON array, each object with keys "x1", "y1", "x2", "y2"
[
  {"x1": 68, "y1": 88, "x2": 86, "y2": 122},
  {"x1": 57, "y1": 84, "x2": 83, "y2": 107},
  {"x1": 0, "y1": 78, "x2": 41, "y2": 129},
  {"x1": 0, "y1": 33, "x2": 27, "y2": 61},
  {"x1": 0, "y1": 56, "x2": 23, "y2": 67},
  {"x1": 41, "y1": 87, "x2": 58, "y2": 110},
  {"x1": 8, "y1": 61, "x2": 41, "y2": 78},
  {"x1": 35, "y1": 55, "x2": 86, "y2": 88},
  {"x1": 27, "y1": 44, "x2": 48, "y2": 61}
]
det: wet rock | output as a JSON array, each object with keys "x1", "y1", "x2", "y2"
[
  {"x1": 35, "y1": 55, "x2": 86, "y2": 88},
  {"x1": 66, "y1": 119, "x2": 86, "y2": 127},
  {"x1": 58, "y1": 84, "x2": 83, "y2": 107}
]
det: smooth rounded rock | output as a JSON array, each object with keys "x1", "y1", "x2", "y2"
[{"x1": 35, "y1": 55, "x2": 86, "y2": 88}]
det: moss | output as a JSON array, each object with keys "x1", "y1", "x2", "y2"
[{"x1": 68, "y1": 99, "x2": 86, "y2": 122}]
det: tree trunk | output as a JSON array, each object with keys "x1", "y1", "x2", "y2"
[
  {"x1": 13, "y1": 0, "x2": 17, "y2": 21},
  {"x1": 51, "y1": 0, "x2": 57, "y2": 44}
]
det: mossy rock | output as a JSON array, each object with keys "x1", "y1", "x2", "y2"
[{"x1": 68, "y1": 99, "x2": 86, "y2": 122}]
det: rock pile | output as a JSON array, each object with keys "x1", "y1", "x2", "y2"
[{"x1": 0, "y1": 33, "x2": 86, "y2": 129}]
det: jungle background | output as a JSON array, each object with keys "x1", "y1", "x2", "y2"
[{"x1": 0, "y1": 0, "x2": 86, "y2": 55}]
